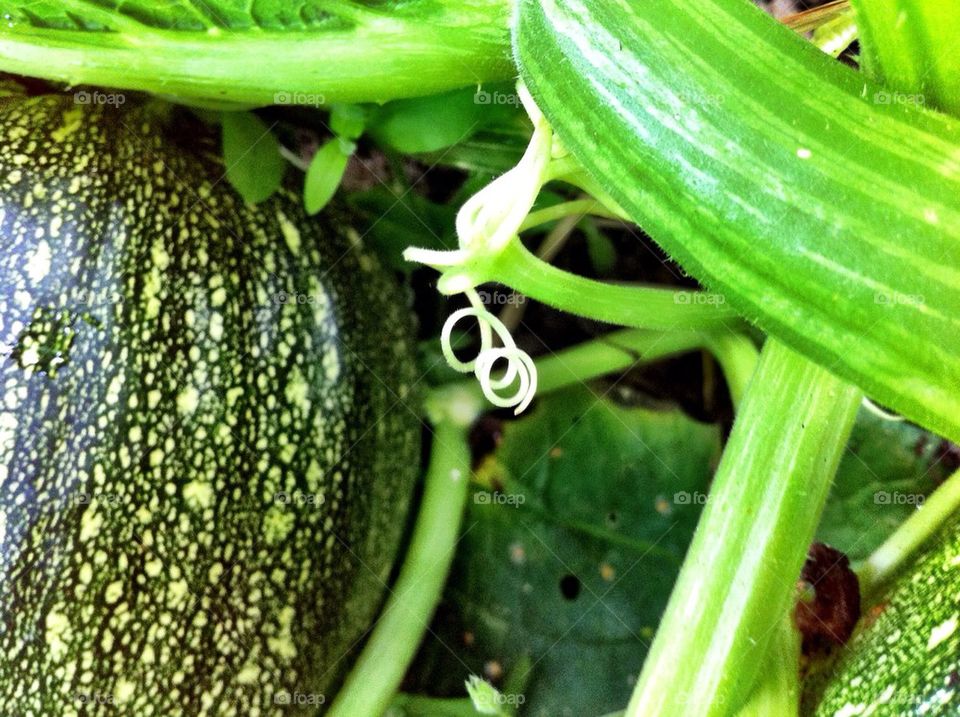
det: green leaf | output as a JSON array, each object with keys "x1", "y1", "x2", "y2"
[
  {"x1": 817, "y1": 407, "x2": 956, "y2": 562},
  {"x1": 220, "y1": 111, "x2": 284, "y2": 204},
  {"x1": 330, "y1": 103, "x2": 366, "y2": 140},
  {"x1": 407, "y1": 385, "x2": 722, "y2": 717},
  {"x1": 514, "y1": 0, "x2": 960, "y2": 444},
  {"x1": 368, "y1": 87, "x2": 486, "y2": 154},
  {"x1": 852, "y1": 0, "x2": 960, "y2": 113},
  {"x1": 0, "y1": 1, "x2": 512, "y2": 105},
  {"x1": 304, "y1": 140, "x2": 350, "y2": 215}
]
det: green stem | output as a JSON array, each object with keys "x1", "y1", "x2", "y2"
[
  {"x1": 431, "y1": 327, "x2": 730, "y2": 411},
  {"x1": 0, "y1": 1, "x2": 513, "y2": 106},
  {"x1": 626, "y1": 340, "x2": 862, "y2": 717},
  {"x1": 534, "y1": 328, "x2": 710, "y2": 393},
  {"x1": 859, "y1": 467, "x2": 960, "y2": 600},
  {"x1": 515, "y1": 0, "x2": 960, "y2": 445},
  {"x1": 327, "y1": 419, "x2": 472, "y2": 717},
  {"x1": 703, "y1": 333, "x2": 760, "y2": 408},
  {"x1": 734, "y1": 615, "x2": 802, "y2": 717},
  {"x1": 518, "y1": 198, "x2": 622, "y2": 231},
  {"x1": 470, "y1": 239, "x2": 739, "y2": 330}
]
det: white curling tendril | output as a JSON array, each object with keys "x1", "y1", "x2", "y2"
[
  {"x1": 440, "y1": 293, "x2": 537, "y2": 415},
  {"x1": 412, "y1": 83, "x2": 552, "y2": 415}
]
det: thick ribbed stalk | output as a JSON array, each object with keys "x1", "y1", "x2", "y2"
[
  {"x1": 0, "y1": 1, "x2": 513, "y2": 105},
  {"x1": 626, "y1": 340, "x2": 861, "y2": 716}
]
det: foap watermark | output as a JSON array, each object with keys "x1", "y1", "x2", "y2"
[
  {"x1": 273, "y1": 91, "x2": 326, "y2": 107},
  {"x1": 675, "y1": 91, "x2": 725, "y2": 107},
  {"x1": 875, "y1": 490, "x2": 925, "y2": 506},
  {"x1": 474, "y1": 89, "x2": 521, "y2": 107},
  {"x1": 75, "y1": 288, "x2": 125, "y2": 308},
  {"x1": 874, "y1": 291, "x2": 924, "y2": 307},
  {"x1": 476, "y1": 290, "x2": 526, "y2": 307},
  {"x1": 274, "y1": 691, "x2": 325, "y2": 706},
  {"x1": 273, "y1": 291, "x2": 325, "y2": 306},
  {"x1": 274, "y1": 490, "x2": 325, "y2": 507},
  {"x1": 74, "y1": 90, "x2": 126, "y2": 107},
  {"x1": 674, "y1": 292, "x2": 726, "y2": 306},
  {"x1": 873, "y1": 90, "x2": 925, "y2": 107},
  {"x1": 674, "y1": 491, "x2": 708, "y2": 506},
  {"x1": 474, "y1": 491, "x2": 525, "y2": 507},
  {"x1": 492, "y1": 692, "x2": 526, "y2": 708},
  {"x1": 61, "y1": 491, "x2": 122, "y2": 507},
  {"x1": 73, "y1": 692, "x2": 115, "y2": 706}
]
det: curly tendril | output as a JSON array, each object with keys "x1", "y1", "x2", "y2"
[{"x1": 439, "y1": 291, "x2": 537, "y2": 414}]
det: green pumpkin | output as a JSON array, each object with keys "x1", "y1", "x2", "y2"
[
  {"x1": 809, "y1": 519, "x2": 960, "y2": 716},
  {"x1": 0, "y1": 94, "x2": 419, "y2": 715}
]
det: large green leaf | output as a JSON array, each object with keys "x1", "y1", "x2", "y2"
[
  {"x1": 406, "y1": 385, "x2": 722, "y2": 717},
  {"x1": 513, "y1": 0, "x2": 960, "y2": 444},
  {"x1": 0, "y1": 1, "x2": 512, "y2": 105}
]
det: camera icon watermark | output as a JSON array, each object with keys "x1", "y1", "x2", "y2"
[
  {"x1": 273, "y1": 691, "x2": 325, "y2": 706},
  {"x1": 474, "y1": 89, "x2": 521, "y2": 107},
  {"x1": 874, "y1": 291, "x2": 924, "y2": 307},
  {"x1": 274, "y1": 490, "x2": 325, "y2": 507},
  {"x1": 74, "y1": 90, "x2": 125, "y2": 107},
  {"x1": 273, "y1": 91, "x2": 326, "y2": 107},
  {"x1": 274, "y1": 291, "x2": 324, "y2": 306},
  {"x1": 474, "y1": 491, "x2": 525, "y2": 507},
  {"x1": 674, "y1": 292, "x2": 726, "y2": 306},
  {"x1": 874, "y1": 490, "x2": 924, "y2": 506},
  {"x1": 673, "y1": 491, "x2": 708, "y2": 506},
  {"x1": 476, "y1": 290, "x2": 525, "y2": 307},
  {"x1": 873, "y1": 90, "x2": 925, "y2": 107}
]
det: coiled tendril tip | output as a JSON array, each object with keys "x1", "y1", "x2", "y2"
[{"x1": 440, "y1": 292, "x2": 537, "y2": 415}]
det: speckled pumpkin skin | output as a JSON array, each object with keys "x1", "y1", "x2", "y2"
[
  {"x1": 0, "y1": 95, "x2": 419, "y2": 716},
  {"x1": 809, "y1": 520, "x2": 960, "y2": 717}
]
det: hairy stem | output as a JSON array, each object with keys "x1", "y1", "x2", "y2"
[
  {"x1": 472, "y1": 239, "x2": 738, "y2": 330},
  {"x1": 626, "y1": 340, "x2": 862, "y2": 716},
  {"x1": 734, "y1": 615, "x2": 802, "y2": 717},
  {"x1": 0, "y1": 1, "x2": 513, "y2": 106}
]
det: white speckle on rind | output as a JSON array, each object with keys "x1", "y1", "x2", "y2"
[
  {"x1": 176, "y1": 386, "x2": 200, "y2": 415},
  {"x1": 45, "y1": 610, "x2": 72, "y2": 660},
  {"x1": 183, "y1": 479, "x2": 214, "y2": 510},
  {"x1": 927, "y1": 615, "x2": 958, "y2": 650},
  {"x1": 277, "y1": 209, "x2": 301, "y2": 254},
  {"x1": 25, "y1": 239, "x2": 51, "y2": 282}
]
